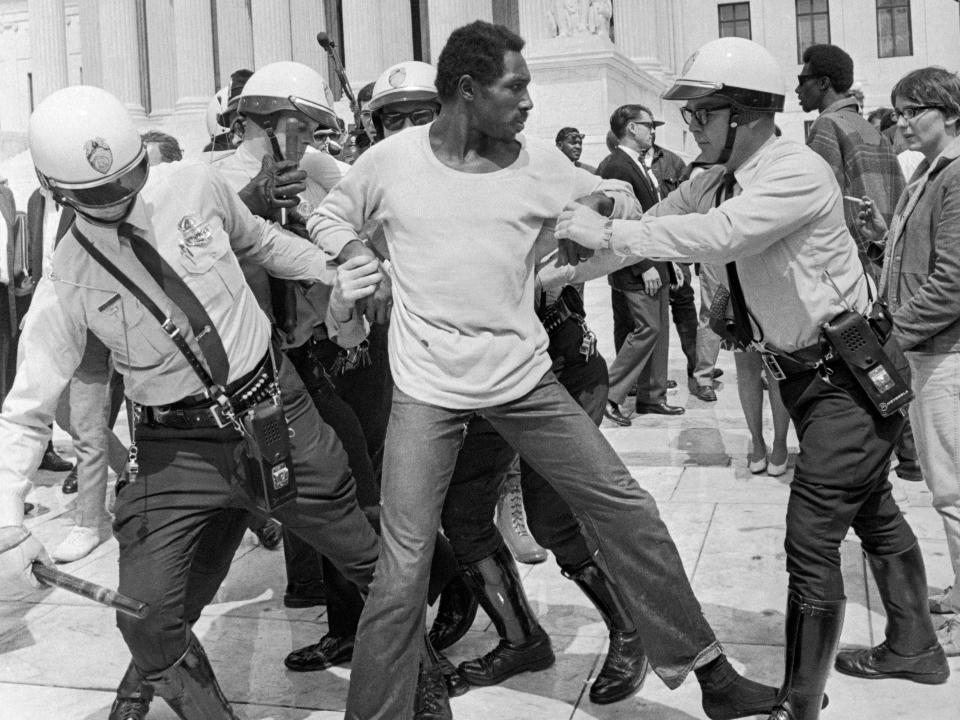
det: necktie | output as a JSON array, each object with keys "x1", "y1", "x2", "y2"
[
  {"x1": 717, "y1": 172, "x2": 758, "y2": 348},
  {"x1": 119, "y1": 223, "x2": 231, "y2": 386}
]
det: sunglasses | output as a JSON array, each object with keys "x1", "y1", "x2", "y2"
[
  {"x1": 796, "y1": 74, "x2": 820, "y2": 85},
  {"x1": 381, "y1": 108, "x2": 437, "y2": 131},
  {"x1": 891, "y1": 105, "x2": 944, "y2": 122},
  {"x1": 680, "y1": 106, "x2": 731, "y2": 126}
]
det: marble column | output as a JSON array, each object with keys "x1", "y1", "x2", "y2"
[
  {"x1": 97, "y1": 0, "x2": 145, "y2": 117},
  {"x1": 290, "y1": 0, "x2": 328, "y2": 78},
  {"x1": 145, "y1": 0, "x2": 176, "y2": 116},
  {"x1": 341, "y1": 0, "x2": 413, "y2": 86},
  {"x1": 517, "y1": 0, "x2": 552, "y2": 42},
  {"x1": 612, "y1": 0, "x2": 659, "y2": 64},
  {"x1": 28, "y1": 0, "x2": 69, "y2": 104},
  {"x1": 172, "y1": 0, "x2": 215, "y2": 114},
  {"x1": 216, "y1": 0, "x2": 255, "y2": 81},
  {"x1": 428, "y1": 0, "x2": 492, "y2": 58},
  {"x1": 655, "y1": 0, "x2": 678, "y2": 74},
  {"x1": 77, "y1": 0, "x2": 102, "y2": 87},
  {"x1": 251, "y1": 0, "x2": 293, "y2": 68}
]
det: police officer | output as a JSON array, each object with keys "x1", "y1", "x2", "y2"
[
  {"x1": 0, "y1": 86, "x2": 382, "y2": 720},
  {"x1": 557, "y1": 37, "x2": 950, "y2": 720}
]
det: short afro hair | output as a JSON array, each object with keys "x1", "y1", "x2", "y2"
[
  {"x1": 436, "y1": 20, "x2": 525, "y2": 100},
  {"x1": 801, "y1": 44, "x2": 854, "y2": 93}
]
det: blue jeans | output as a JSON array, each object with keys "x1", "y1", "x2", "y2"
[{"x1": 345, "y1": 372, "x2": 721, "y2": 720}]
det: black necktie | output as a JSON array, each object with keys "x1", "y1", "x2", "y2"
[
  {"x1": 717, "y1": 172, "x2": 757, "y2": 348},
  {"x1": 119, "y1": 223, "x2": 231, "y2": 386}
]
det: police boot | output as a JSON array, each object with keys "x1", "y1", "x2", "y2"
[
  {"x1": 429, "y1": 571, "x2": 479, "y2": 651},
  {"x1": 767, "y1": 593, "x2": 844, "y2": 720},
  {"x1": 415, "y1": 637, "x2": 453, "y2": 720},
  {"x1": 835, "y1": 544, "x2": 949, "y2": 684},
  {"x1": 457, "y1": 544, "x2": 555, "y2": 685},
  {"x1": 147, "y1": 634, "x2": 238, "y2": 720},
  {"x1": 108, "y1": 661, "x2": 153, "y2": 720},
  {"x1": 566, "y1": 562, "x2": 649, "y2": 704}
]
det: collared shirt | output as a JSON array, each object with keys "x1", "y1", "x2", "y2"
[
  {"x1": 806, "y1": 96, "x2": 905, "y2": 279},
  {"x1": 608, "y1": 137, "x2": 870, "y2": 352},
  {"x1": 618, "y1": 143, "x2": 660, "y2": 199},
  {"x1": 308, "y1": 125, "x2": 637, "y2": 409},
  {"x1": 0, "y1": 160, "x2": 333, "y2": 527},
  {"x1": 215, "y1": 143, "x2": 362, "y2": 350}
]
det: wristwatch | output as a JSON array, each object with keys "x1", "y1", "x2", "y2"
[{"x1": 600, "y1": 218, "x2": 613, "y2": 250}]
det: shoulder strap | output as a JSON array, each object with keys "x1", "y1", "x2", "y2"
[{"x1": 70, "y1": 225, "x2": 223, "y2": 397}]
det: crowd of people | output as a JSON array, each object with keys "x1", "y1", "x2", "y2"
[{"x1": 0, "y1": 19, "x2": 957, "y2": 720}]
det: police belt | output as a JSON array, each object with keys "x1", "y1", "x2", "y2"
[
  {"x1": 137, "y1": 352, "x2": 274, "y2": 429},
  {"x1": 540, "y1": 294, "x2": 580, "y2": 336}
]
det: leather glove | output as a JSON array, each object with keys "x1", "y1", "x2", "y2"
[
  {"x1": 0, "y1": 526, "x2": 51, "y2": 593},
  {"x1": 237, "y1": 156, "x2": 307, "y2": 219}
]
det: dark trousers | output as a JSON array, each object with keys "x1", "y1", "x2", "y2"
[
  {"x1": 777, "y1": 340, "x2": 917, "y2": 601},
  {"x1": 114, "y1": 354, "x2": 379, "y2": 673},
  {"x1": 346, "y1": 371, "x2": 721, "y2": 719},
  {"x1": 608, "y1": 287, "x2": 670, "y2": 406},
  {"x1": 669, "y1": 281, "x2": 699, "y2": 378}
]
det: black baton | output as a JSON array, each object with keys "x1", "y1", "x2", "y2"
[{"x1": 32, "y1": 561, "x2": 149, "y2": 619}]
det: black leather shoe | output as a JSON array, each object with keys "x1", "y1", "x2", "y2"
[
  {"x1": 253, "y1": 519, "x2": 282, "y2": 550},
  {"x1": 458, "y1": 626, "x2": 555, "y2": 685},
  {"x1": 40, "y1": 446, "x2": 74, "y2": 473},
  {"x1": 283, "y1": 581, "x2": 326, "y2": 608},
  {"x1": 415, "y1": 662, "x2": 452, "y2": 720},
  {"x1": 834, "y1": 641, "x2": 949, "y2": 684},
  {"x1": 690, "y1": 385, "x2": 717, "y2": 402},
  {"x1": 712, "y1": 368, "x2": 724, "y2": 379},
  {"x1": 438, "y1": 651, "x2": 470, "y2": 698},
  {"x1": 604, "y1": 401, "x2": 632, "y2": 427},
  {"x1": 590, "y1": 630, "x2": 649, "y2": 704},
  {"x1": 284, "y1": 633, "x2": 355, "y2": 672},
  {"x1": 108, "y1": 697, "x2": 151, "y2": 720},
  {"x1": 635, "y1": 402, "x2": 685, "y2": 416},
  {"x1": 61, "y1": 468, "x2": 78, "y2": 494},
  {"x1": 429, "y1": 573, "x2": 479, "y2": 651}
]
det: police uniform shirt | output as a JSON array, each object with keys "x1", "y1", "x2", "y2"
[
  {"x1": 0, "y1": 160, "x2": 334, "y2": 528},
  {"x1": 607, "y1": 136, "x2": 871, "y2": 352}
]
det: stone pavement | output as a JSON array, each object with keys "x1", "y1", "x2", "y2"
[{"x1": 1, "y1": 277, "x2": 958, "y2": 719}]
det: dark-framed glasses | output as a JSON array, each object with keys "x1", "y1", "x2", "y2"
[
  {"x1": 891, "y1": 106, "x2": 943, "y2": 122},
  {"x1": 680, "y1": 105, "x2": 731, "y2": 126},
  {"x1": 381, "y1": 108, "x2": 437, "y2": 131}
]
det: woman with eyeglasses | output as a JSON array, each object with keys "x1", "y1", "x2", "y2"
[{"x1": 853, "y1": 66, "x2": 960, "y2": 660}]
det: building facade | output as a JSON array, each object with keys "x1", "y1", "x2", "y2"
[{"x1": 1, "y1": 0, "x2": 959, "y2": 173}]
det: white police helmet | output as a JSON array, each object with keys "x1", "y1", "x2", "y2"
[
  {"x1": 29, "y1": 86, "x2": 148, "y2": 209},
  {"x1": 238, "y1": 61, "x2": 339, "y2": 130},
  {"x1": 206, "y1": 86, "x2": 231, "y2": 137},
  {"x1": 368, "y1": 61, "x2": 438, "y2": 113},
  {"x1": 664, "y1": 37, "x2": 785, "y2": 113}
]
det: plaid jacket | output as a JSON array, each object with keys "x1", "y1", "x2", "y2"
[{"x1": 807, "y1": 97, "x2": 905, "y2": 281}]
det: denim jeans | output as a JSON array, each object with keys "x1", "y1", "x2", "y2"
[
  {"x1": 345, "y1": 372, "x2": 721, "y2": 720},
  {"x1": 907, "y1": 351, "x2": 960, "y2": 612}
]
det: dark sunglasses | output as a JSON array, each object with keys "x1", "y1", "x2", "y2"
[
  {"x1": 680, "y1": 106, "x2": 731, "y2": 126},
  {"x1": 796, "y1": 74, "x2": 820, "y2": 85},
  {"x1": 381, "y1": 108, "x2": 437, "y2": 131}
]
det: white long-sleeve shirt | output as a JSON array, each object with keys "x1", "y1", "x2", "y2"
[{"x1": 308, "y1": 124, "x2": 636, "y2": 408}]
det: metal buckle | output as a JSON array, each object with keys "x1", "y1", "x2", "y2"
[{"x1": 760, "y1": 351, "x2": 787, "y2": 382}]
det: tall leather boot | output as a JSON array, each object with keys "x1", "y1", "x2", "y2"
[
  {"x1": 146, "y1": 634, "x2": 238, "y2": 720},
  {"x1": 566, "y1": 562, "x2": 649, "y2": 704},
  {"x1": 835, "y1": 544, "x2": 949, "y2": 684},
  {"x1": 108, "y1": 662, "x2": 153, "y2": 720},
  {"x1": 429, "y1": 571, "x2": 480, "y2": 651},
  {"x1": 768, "y1": 593, "x2": 844, "y2": 720},
  {"x1": 281, "y1": 529, "x2": 325, "y2": 608},
  {"x1": 457, "y1": 544, "x2": 555, "y2": 685}
]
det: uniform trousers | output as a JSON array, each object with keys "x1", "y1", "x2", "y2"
[
  {"x1": 776, "y1": 338, "x2": 916, "y2": 600},
  {"x1": 345, "y1": 369, "x2": 722, "y2": 720},
  {"x1": 113, "y1": 353, "x2": 379, "y2": 673}
]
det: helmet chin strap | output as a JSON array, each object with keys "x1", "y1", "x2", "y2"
[
  {"x1": 716, "y1": 108, "x2": 741, "y2": 166},
  {"x1": 64, "y1": 196, "x2": 137, "y2": 225}
]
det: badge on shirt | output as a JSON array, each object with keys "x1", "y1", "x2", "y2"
[{"x1": 178, "y1": 215, "x2": 213, "y2": 248}]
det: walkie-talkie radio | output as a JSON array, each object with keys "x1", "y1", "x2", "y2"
[{"x1": 240, "y1": 400, "x2": 298, "y2": 513}]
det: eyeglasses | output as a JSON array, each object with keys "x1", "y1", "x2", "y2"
[
  {"x1": 891, "y1": 105, "x2": 943, "y2": 122},
  {"x1": 796, "y1": 74, "x2": 820, "y2": 85},
  {"x1": 680, "y1": 106, "x2": 731, "y2": 126},
  {"x1": 630, "y1": 119, "x2": 656, "y2": 130},
  {"x1": 381, "y1": 108, "x2": 437, "y2": 131}
]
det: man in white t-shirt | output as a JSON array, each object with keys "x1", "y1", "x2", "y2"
[{"x1": 308, "y1": 21, "x2": 777, "y2": 720}]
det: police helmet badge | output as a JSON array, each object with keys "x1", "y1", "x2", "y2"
[
  {"x1": 177, "y1": 214, "x2": 213, "y2": 248},
  {"x1": 388, "y1": 67, "x2": 407, "y2": 88},
  {"x1": 84, "y1": 138, "x2": 114, "y2": 174}
]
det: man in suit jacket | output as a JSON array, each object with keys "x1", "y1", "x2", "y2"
[{"x1": 597, "y1": 105, "x2": 683, "y2": 424}]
